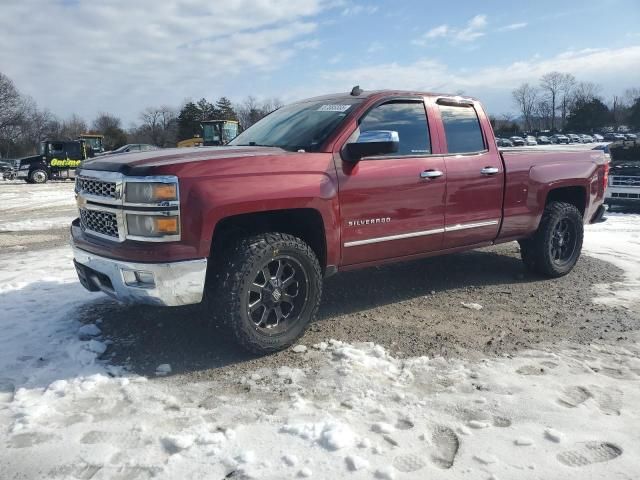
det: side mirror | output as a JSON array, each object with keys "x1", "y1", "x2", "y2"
[{"x1": 345, "y1": 130, "x2": 399, "y2": 161}]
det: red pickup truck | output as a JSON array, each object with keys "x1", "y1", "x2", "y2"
[{"x1": 71, "y1": 89, "x2": 608, "y2": 353}]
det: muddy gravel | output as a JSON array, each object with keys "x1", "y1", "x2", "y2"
[
  {"x1": 4, "y1": 180, "x2": 638, "y2": 385},
  {"x1": 77, "y1": 243, "x2": 639, "y2": 384}
]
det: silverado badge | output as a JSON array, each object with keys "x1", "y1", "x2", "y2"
[{"x1": 348, "y1": 217, "x2": 391, "y2": 227}]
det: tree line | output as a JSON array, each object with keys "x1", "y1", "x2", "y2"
[
  {"x1": 507, "y1": 72, "x2": 640, "y2": 134},
  {"x1": 3, "y1": 68, "x2": 640, "y2": 158},
  {"x1": 0, "y1": 71, "x2": 282, "y2": 158}
]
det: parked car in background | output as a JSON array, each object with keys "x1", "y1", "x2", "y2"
[
  {"x1": 625, "y1": 133, "x2": 637, "y2": 141},
  {"x1": 496, "y1": 138, "x2": 514, "y2": 147},
  {"x1": 593, "y1": 134, "x2": 604, "y2": 142},
  {"x1": 605, "y1": 140, "x2": 640, "y2": 208},
  {"x1": 604, "y1": 133, "x2": 626, "y2": 141},
  {"x1": 567, "y1": 134, "x2": 582, "y2": 143},
  {"x1": 0, "y1": 159, "x2": 17, "y2": 180},
  {"x1": 510, "y1": 136, "x2": 526, "y2": 146},
  {"x1": 525, "y1": 135, "x2": 538, "y2": 146},
  {"x1": 550, "y1": 134, "x2": 570, "y2": 144},
  {"x1": 537, "y1": 136, "x2": 552, "y2": 145},
  {"x1": 102, "y1": 144, "x2": 160, "y2": 156},
  {"x1": 580, "y1": 134, "x2": 594, "y2": 143}
]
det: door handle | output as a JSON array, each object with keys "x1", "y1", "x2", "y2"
[
  {"x1": 420, "y1": 169, "x2": 444, "y2": 179},
  {"x1": 480, "y1": 167, "x2": 500, "y2": 175}
]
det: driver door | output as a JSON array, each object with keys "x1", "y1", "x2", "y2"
[{"x1": 337, "y1": 99, "x2": 446, "y2": 265}]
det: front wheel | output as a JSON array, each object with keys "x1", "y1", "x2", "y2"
[
  {"x1": 519, "y1": 201, "x2": 584, "y2": 278},
  {"x1": 206, "y1": 232, "x2": 322, "y2": 354},
  {"x1": 30, "y1": 169, "x2": 48, "y2": 184}
]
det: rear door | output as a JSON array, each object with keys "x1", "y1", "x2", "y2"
[
  {"x1": 436, "y1": 100, "x2": 504, "y2": 247},
  {"x1": 337, "y1": 98, "x2": 446, "y2": 265}
]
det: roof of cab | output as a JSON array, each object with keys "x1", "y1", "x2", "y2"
[{"x1": 294, "y1": 89, "x2": 478, "y2": 104}]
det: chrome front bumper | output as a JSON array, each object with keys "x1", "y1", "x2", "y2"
[{"x1": 72, "y1": 246, "x2": 207, "y2": 306}]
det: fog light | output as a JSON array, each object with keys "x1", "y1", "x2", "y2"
[{"x1": 122, "y1": 269, "x2": 155, "y2": 288}]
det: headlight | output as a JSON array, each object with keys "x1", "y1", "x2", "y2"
[
  {"x1": 125, "y1": 182, "x2": 177, "y2": 204},
  {"x1": 126, "y1": 214, "x2": 179, "y2": 238}
]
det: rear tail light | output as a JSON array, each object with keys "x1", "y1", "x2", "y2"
[{"x1": 603, "y1": 162, "x2": 609, "y2": 191}]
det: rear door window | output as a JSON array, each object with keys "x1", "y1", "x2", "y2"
[
  {"x1": 359, "y1": 101, "x2": 431, "y2": 156},
  {"x1": 438, "y1": 104, "x2": 486, "y2": 154}
]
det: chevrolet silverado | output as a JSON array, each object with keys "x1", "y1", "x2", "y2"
[{"x1": 71, "y1": 89, "x2": 608, "y2": 353}]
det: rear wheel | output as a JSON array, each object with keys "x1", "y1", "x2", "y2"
[
  {"x1": 206, "y1": 232, "x2": 322, "y2": 354},
  {"x1": 30, "y1": 169, "x2": 48, "y2": 184},
  {"x1": 519, "y1": 201, "x2": 583, "y2": 277}
]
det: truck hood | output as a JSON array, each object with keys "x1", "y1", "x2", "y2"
[{"x1": 81, "y1": 146, "x2": 290, "y2": 175}]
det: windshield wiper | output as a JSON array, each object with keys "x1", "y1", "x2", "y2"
[{"x1": 233, "y1": 142, "x2": 276, "y2": 147}]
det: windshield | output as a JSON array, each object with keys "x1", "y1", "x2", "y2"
[{"x1": 229, "y1": 99, "x2": 360, "y2": 152}]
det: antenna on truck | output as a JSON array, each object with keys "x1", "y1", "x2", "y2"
[{"x1": 350, "y1": 85, "x2": 363, "y2": 96}]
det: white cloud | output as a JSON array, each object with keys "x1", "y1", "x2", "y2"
[
  {"x1": 498, "y1": 22, "x2": 527, "y2": 31},
  {"x1": 413, "y1": 14, "x2": 488, "y2": 46},
  {"x1": 295, "y1": 39, "x2": 322, "y2": 49},
  {"x1": 425, "y1": 25, "x2": 450, "y2": 39},
  {"x1": 0, "y1": 0, "x2": 329, "y2": 122},
  {"x1": 341, "y1": 4, "x2": 379, "y2": 16},
  {"x1": 315, "y1": 45, "x2": 640, "y2": 114},
  {"x1": 367, "y1": 41, "x2": 385, "y2": 54}
]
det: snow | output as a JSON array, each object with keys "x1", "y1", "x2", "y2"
[
  {"x1": 78, "y1": 323, "x2": 101, "y2": 338},
  {"x1": 0, "y1": 213, "x2": 638, "y2": 479},
  {"x1": 461, "y1": 301, "x2": 484, "y2": 310},
  {"x1": 292, "y1": 344, "x2": 308, "y2": 353},
  {"x1": 155, "y1": 364, "x2": 172, "y2": 376},
  {"x1": 0, "y1": 182, "x2": 76, "y2": 232},
  {"x1": 583, "y1": 212, "x2": 640, "y2": 311}
]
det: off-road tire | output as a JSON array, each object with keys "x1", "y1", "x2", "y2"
[
  {"x1": 30, "y1": 169, "x2": 48, "y2": 184},
  {"x1": 206, "y1": 232, "x2": 322, "y2": 354},
  {"x1": 519, "y1": 201, "x2": 584, "y2": 278}
]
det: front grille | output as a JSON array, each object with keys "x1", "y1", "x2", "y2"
[
  {"x1": 77, "y1": 177, "x2": 117, "y2": 198},
  {"x1": 611, "y1": 176, "x2": 640, "y2": 188},
  {"x1": 80, "y1": 209, "x2": 119, "y2": 239},
  {"x1": 611, "y1": 192, "x2": 640, "y2": 199}
]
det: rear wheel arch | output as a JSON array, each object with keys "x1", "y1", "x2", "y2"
[{"x1": 544, "y1": 185, "x2": 587, "y2": 217}]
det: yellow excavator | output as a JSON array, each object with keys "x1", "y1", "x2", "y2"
[{"x1": 177, "y1": 120, "x2": 239, "y2": 148}]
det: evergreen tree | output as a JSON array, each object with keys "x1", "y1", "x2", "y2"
[
  {"x1": 177, "y1": 101, "x2": 202, "y2": 141},
  {"x1": 215, "y1": 97, "x2": 238, "y2": 121},
  {"x1": 628, "y1": 97, "x2": 640, "y2": 130},
  {"x1": 565, "y1": 99, "x2": 611, "y2": 132}
]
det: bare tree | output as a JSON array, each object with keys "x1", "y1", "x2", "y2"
[
  {"x1": 235, "y1": 96, "x2": 262, "y2": 130},
  {"x1": 534, "y1": 99, "x2": 554, "y2": 130},
  {"x1": 0, "y1": 72, "x2": 30, "y2": 156},
  {"x1": 235, "y1": 97, "x2": 284, "y2": 130},
  {"x1": 138, "y1": 106, "x2": 177, "y2": 146},
  {"x1": 540, "y1": 72, "x2": 567, "y2": 131},
  {"x1": 573, "y1": 81, "x2": 602, "y2": 104},
  {"x1": 557, "y1": 73, "x2": 576, "y2": 130},
  {"x1": 59, "y1": 114, "x2": 88, "y2": 140},
  {"x1": 92, "y1": 112, "x2": 121, "y2": 133},
  {"x1": 622, "y1": 87, "x2": 640, "y2": 106},
  {"x1": 512, "y1": 83, "x2": 538, "y2": 131}
]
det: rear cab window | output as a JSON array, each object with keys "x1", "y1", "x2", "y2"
[{"x1": 438, "y1": 103, "x2": 486, "y2": 154}]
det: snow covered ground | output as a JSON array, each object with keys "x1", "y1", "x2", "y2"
[
  {"x1": 0, "y1": 214, "x2": 639, "y2": 479},
  {"x1": 0, "y1": 182, "x2": 76, "y2": 232}
]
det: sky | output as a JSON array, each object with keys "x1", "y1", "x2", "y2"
[{"x1": 1, "y1": 0, "x2": 640, "y2": 124}]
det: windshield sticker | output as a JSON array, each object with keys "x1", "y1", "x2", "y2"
[{"x1": 317, "y1": 104, "x2": 352, "y2": 112}]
